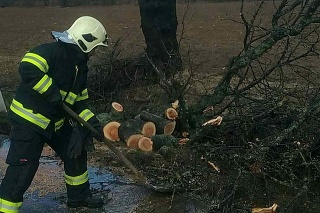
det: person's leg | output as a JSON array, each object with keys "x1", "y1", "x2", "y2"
[
  {"x1": 0, "y1": 121, "x2": 45, "y2": 213},
  {"x1": 49, "y1": 123, "x2": 103, "y2": 208}
]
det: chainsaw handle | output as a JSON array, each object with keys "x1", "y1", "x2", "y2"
[{"x1": 62, "y1": 103, "x2": 147, "y2": 184}]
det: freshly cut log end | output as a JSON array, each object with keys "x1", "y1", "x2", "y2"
[
  {"x1": 164, "y1": 121, "x2": 176, "y2": 135},
  {"x1": 138, "y1": 137, "x2": 153, "y2": 152},
  {"x1": 111, "y1": 102, "x2": 124, "y2": 112},
  {"x1": 126, "y1": 134, "x2": 143, "y2": 149},
  {"x1": 164, "y1": 107, "x2": 178, "y2": 120},
  {"x1": 140, "y1": 111, "x2": 176, "y2": 135},
  {"x1": 103, "y1": 121, "x2": 121, "y2": 142},
  {"x1": 142, "y1": 122, "x2": 156, "y2": 137}
]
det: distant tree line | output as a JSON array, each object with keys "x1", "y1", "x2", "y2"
[{"x1": 0, "y1": 0, "x2": 270, "y2": 8}]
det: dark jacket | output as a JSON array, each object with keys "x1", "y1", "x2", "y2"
[{"x1": 9, "y1": 41, "x2": 99, "y2": 138}]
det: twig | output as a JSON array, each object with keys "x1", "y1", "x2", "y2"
[{"x1": 167, "y1": 188, "x2": 176, "y2": 212}]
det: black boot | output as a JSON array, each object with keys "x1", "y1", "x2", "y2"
[{"x1": 67, "y1": 195, "x2": 104, "y2": 208}]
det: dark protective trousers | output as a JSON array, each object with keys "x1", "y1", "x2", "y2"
[{"x1": 0, "y1": 120, "x2": 91, "y2": 203}]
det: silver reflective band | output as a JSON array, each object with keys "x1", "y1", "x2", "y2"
[
  {"x1": 22, "y1": 53, "x2": 49, "y2": 73},
  {"x1": 11, "y1": 99, "x2": 50, "y2": 129},
  {"x1": 33, "y1": 75, "x2": 52, "y2": 94},
  {"x1": 80, "y1": 110, "x2": 94, "y2": 121}
]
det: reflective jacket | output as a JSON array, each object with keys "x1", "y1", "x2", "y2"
[{"x1": 9, "y1": 41, "x2": 99, "y2": 138}]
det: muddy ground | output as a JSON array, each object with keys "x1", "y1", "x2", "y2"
[{"x1": 0, "y1": 2, "x2": 307, "y2": 213}]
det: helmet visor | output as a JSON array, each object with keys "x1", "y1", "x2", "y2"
[{"x1": 51, "y1": 31, "x2": 75, "y2": 44}]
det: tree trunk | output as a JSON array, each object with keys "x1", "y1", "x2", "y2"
[{"x1": 138, "y1": 0, "x2": 182, "y2": 78}]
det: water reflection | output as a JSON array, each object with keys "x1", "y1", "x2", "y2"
[{"x1": 0, "y1": 136, "x2": 151, "y2": 213}]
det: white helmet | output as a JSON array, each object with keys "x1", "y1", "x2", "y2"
[{"x1": 66, "y1": 16, "x2": 108, "y2": 53}]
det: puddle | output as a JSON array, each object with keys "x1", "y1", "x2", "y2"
[
  {"x1": 0, "y1": 137, "x2": 208, "y2": 213},
  {"x1": 0, "y1": 137, "x2": 152, "y2": 213}
]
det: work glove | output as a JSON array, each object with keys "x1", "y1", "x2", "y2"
[
  {"x1": 67, "y1": 122, "x2": 84, "y2": 159},
  {"x1": 91, "y1": 122, "x2": 104, "y2": 142},
  {"x1": 67, "y1": 121, "x2": 97, "y2": 159},
  {"x1": 81, "y1": 127, "x2": 95, "y2": 152}
]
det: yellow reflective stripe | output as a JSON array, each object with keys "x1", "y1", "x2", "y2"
[
  {"x1": 32, "y1": 74, "x2": 53, "y2": 94},
  {"x1": 64, "y1": 171, "x2": 89, "y2": 186},
  {"x1": 55, "y1": 118, "x2": 64, "y2": 131},
  {"x1": 79, "y1": 109, "x2": 94, "y2": 121},
  {"x1": 21, "y1": 53, "x2": 49, "y2": 73},
  {"x1": 65, "y1": 92, "x2": 77, "y2": 105},
  {"x1": 10, "y1": 99, "x2": 50, "y2": 129},
  {"x1": 0, "y1": 198, "x2": 22, "y2": 213},
  {"x1": 76, "y1": 89, "x2": 89, "y2": 101},
  {"x1": 60, "y1": 90, "x2": 67, "y2": 100}
]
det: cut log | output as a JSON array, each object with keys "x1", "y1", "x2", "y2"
[
  {"x1": 110, "y1": 102, "x2": 124, "y2": 122},
  {"x1": 151, "y1": 134, "x2": 178, "y2": 151},
  {"x1": 164, "y1": 107, "x2": 178, "y2": 120},
  {"x1": 128, "y1": 119, "x2": 156, "y2": 137},
  {"x1": 103, "y1": 121, "x2": 121, "y2": 142},
  {"x1": 0, "y1": 112, "x2": 10, "y2": 135},
  {"x1": 118, "y1": 121, "x2": 144, "y2": 148},
  {"x1": 126, "y1": 134, "x2": 144, "y2": 149},
  {"x1": 142, "y1": 121, "x2": 156, "y2": 137},
  {"x1": 111, "y1": 102, "x2": 123, "y2": 113},
  {"x1": 138, "y1": 135, "x2": 178, "y2": 152},
  {"x1": 138, "y1": 136, "x2": 153, "y2": 152},
  {"x1": 120, "y1": 119, "x2": 156, "y2": 137},
  {"x1": 96, "y1": 102, "x2": 124, "y2": 125},
  {"x1": 138, "y1": 111, "x2": 176, "y2": 135},
  {"x1": 110, "y1": 102, "x2": 124, "y2": 121}
]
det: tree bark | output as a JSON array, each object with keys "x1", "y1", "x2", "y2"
[
  {"x1": 138, "y1": 0, "x2": 182, "y2": 78},
  {"x1": 151, "y1": 134, "x2": 177, "y2": 151},
  {"x1": 118, "y1": 123, "x2": 143, "y2": 149}
]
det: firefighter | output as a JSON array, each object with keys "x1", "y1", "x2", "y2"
[{"x1": 0, "y1": 16, "x2": 109, "y2": 212}]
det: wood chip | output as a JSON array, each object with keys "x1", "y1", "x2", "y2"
[
  {"x1": 252, "y1": 203, "x2": 278, "y2": 213},
  {"x1": 179, "y1": 138, "x2": 189, "y2": 144},
  {"x1": 207, "y1": 161, "x2": 220, "y2": 173},
  {"x1": 171, "y1": 100, "x2": 179, "y2": 109},
  {"x1": 202, "y1": 116, "x2": 223, "y2": 126}
]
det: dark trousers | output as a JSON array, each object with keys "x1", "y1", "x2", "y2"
[{"x1": 0, "y1": 120, "x2": 91, "y2": 203}]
